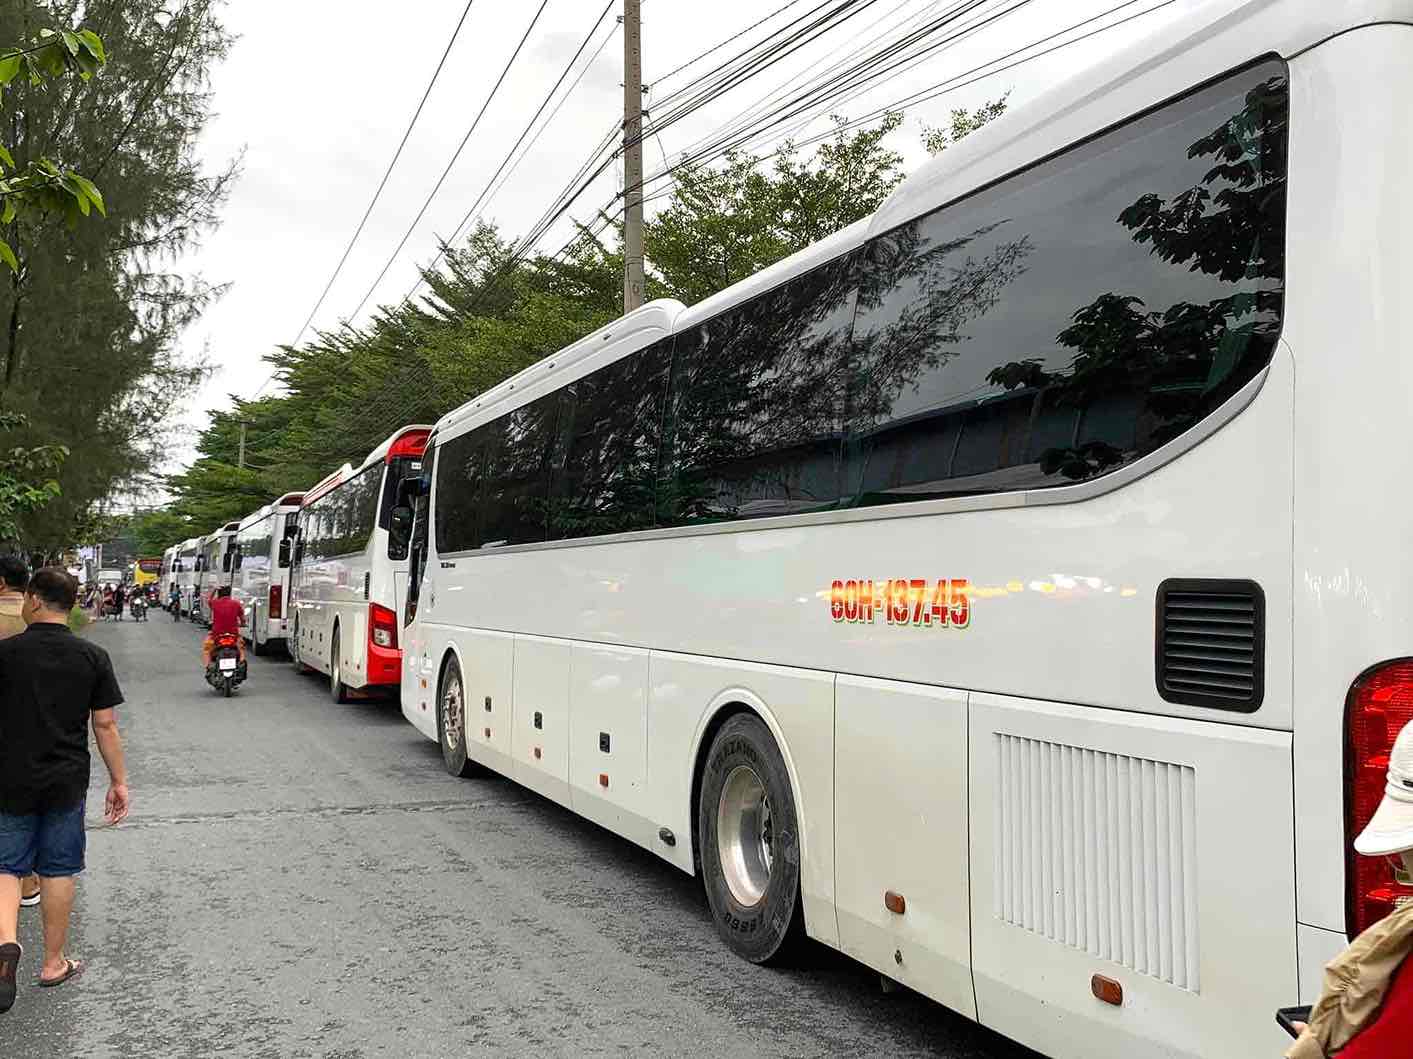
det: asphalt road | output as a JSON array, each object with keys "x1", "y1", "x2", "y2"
[{"x1": 2, "y1": 615, "x2": 1042, "y2": 1058}]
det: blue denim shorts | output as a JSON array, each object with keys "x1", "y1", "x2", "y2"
[{"x1": 0, "y1": 801, "x2": 86, "y2": 877}]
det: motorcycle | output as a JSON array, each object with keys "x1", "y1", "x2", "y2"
[
  {"x1": 204, "y1": 632, "x2": 247, "y2": 697},
  {"x1": 129, "y1": 595, "x2": 148, "y2": 622}
]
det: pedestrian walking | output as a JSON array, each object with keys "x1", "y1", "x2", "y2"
[
  {"x1": 0, "y1": 557, "x2": 40, "y2": 912},
  {"x1": 0, "y1": 568, "x2": 129, "y2": 1014},
  {"x1": 1286, "y1": 720, "x2": 1413, "y2": 1057}
]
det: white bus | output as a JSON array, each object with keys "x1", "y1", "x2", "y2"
[
  {"x1": 194, "y1": 522, "x2": 240, "y2": 626},
  {"x1": 232, "y1": 492, "x2": 305, "y2": 655},
  {"x1": 159, "y1": 544, "x2": 178, "y2": 606},
  {"x1": 395, "y1": 5, "x2": 1413, "y2": 1053},
  {"x1": 174, "y1": 537, "x2": 201, "y2": 617},
  {"x1": 291, "y1": 425, "x2": 429, "y2": 701}
]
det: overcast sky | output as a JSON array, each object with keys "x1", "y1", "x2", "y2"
[{"x1": 167, "y1": 0, "x2": 1178, "y2": 473}]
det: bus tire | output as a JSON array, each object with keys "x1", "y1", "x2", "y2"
[
  {"x1": 330, "y1": 626, "x2": 349, "y2": 704},
  {"x1": 436, "y1": 656, "x2": 477, "y2": 778},
  {"x1": 698, "y1": 713, "x2": 806, "y2": 965}
]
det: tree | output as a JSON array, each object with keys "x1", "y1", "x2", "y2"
[
  {"x1": 921, "y1": 95, "x2": 1009, "y2": 155},
  {"x1": 0, "y1": 1, "x2": 232, "y2": 553},
  {"x1": 0, "y1": 23, "x2": 108, "y2": 270},
  {"x1": 645, "y1": 115, "x2": 907, "y2": 305},
  {"x1": 129, "y1": 508, "x2": 188, "y2": 555}
]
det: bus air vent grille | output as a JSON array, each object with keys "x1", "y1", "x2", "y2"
[
  {"x1": 994, "y1": 734, "x2": 1200, "y2": 992},
  {"x1": 1156, "y1": 579, "x2": 1264, "y2": 711}
]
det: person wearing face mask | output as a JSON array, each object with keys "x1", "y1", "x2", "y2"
[{"x1": 1286, "y1": 722, "x2": 1413, "y2": 1057}]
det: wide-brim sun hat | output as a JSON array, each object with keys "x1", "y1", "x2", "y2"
[{"x1": 1355, "y1": 721, "x2": 1413, "y2": 856}]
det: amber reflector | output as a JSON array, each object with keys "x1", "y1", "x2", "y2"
[
  {"x1": 1091, "y1": 974, "x2": 1123, "y2": 1006},
  {"x1": 884, "y1": 891, "x2": 906, "y2": 915}
]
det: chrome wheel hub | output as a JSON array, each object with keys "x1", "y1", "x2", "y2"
[
  {"x1": 442, "y1": 675, "x2": 463, "y2": 753},
  {"x1": 717, "y1": 765, "x2": 773, "y2": 906}
]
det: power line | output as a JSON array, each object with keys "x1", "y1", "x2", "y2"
[
  {"x1": 403, "y1": 1, "x2": 619, "y2": 307},
  {"x1": 284, "y1": 0, "x2": 480, "y2": 354},
  {"x1": 345, "y1": 0, "x2": 553, "y2": 324}
]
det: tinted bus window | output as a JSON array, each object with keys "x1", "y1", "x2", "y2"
[
  {"x1": 549, "y1": 341, "x2": 670, "y2": 540},
  {"x1": 658, "y1": 260, "x2": 855, "y2": 527},
  {"x1": 844, "y1": 63, "x2": 1287, "y2": 502},
  {"x1": 436, "y1": 428, "x2": 484, "y2": 554}
]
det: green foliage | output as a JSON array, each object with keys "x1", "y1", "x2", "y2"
[
  {"x1": 646, "y1": 115, "x2": 907, "y2": 305},
  {"x1": 921, "y1": 95, "x2": 1009, "y2": 155},
  {"x1": 0, "y1": 24, "x2": 108, "y2": 270},
  {"x1": 129, "y1": 508, "x2": 190, "y2": 554},
  {"x1": 0, "y1": 1, "x2": 232, "y2": 553},
  {"x1": 0, "y1": 410, "x2": 65, "y2": 543}
]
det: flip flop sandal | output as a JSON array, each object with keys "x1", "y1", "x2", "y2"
[
  {"x1": 19, "y1": 892, "x2": 40, "y2": 908},
  {"x1": 0, "y1": 942, "x2": 20, "y2": 1013},
  {"x1": 38, "y1": 959, "x2": 83, "y2": 988}
]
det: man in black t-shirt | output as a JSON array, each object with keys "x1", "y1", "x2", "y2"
[{"x1": 0, "y1": 568, "x2": 128, "y2": 1014}]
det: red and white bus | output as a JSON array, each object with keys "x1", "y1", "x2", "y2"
[{"x1": 290, "y1": 425, "x2": 429, "y2": 700}]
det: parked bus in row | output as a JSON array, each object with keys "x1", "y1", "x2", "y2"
[
  {"x1": 159, "y1": 544, "x2": 179, "y2": 605},
  {"x1": 391, "y1": 4, "x2": 1413, "y2": 1054},
  {"x1": 232, "y1": 492, "x2": 304, "y2": 655},
  {"x1": 194, "y1": 522, "x2": 240, "y2": 626},
  {"x1": 290, "y1": 425, "x2": 429, "y2": 701},
  {"x1": 174, "y1": 537, "x2": 201, "y2": 617}
]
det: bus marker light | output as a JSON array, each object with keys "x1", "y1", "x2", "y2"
[
  {"x1": 599, "y1": 774, "x2": 609, "y2": 789},
  {"x1": 658, "y1": 827, "x2": 676, "y2": 847},
  {"x1": 1091, "y1": 974, "x2": 1123, "y2": 1006},
  {"x1": 533, "y1": 747, "x2": 541, "y2": 760},
  {"x1": 884, "y1": 891, "x2": 906, "y2": 915},
  {"x1": 483, "y1": 727, "x2": 491, "y2": 739}
]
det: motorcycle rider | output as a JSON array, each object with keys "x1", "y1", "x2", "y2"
[{"x1": 201, "y1": 586, "x2": 246, "y2": 671}]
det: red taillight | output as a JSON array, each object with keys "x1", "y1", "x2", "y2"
[
  {"x1": 1346, "y1": 660, "x2": 1413, "y2": 936},
  {"x1": 370, "y1": 602, "x2": 398, "y2": 650},
  {"x1": 268, "y1": 584, "x2": 282, "y2": 619}
]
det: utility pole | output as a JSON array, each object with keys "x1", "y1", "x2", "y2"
[
  {"x1": 238, "y1": 420, "x2": 248, "y2": 469},
  {"x1": 622, "y1": 0, "x2": 645, "y2": 313}
]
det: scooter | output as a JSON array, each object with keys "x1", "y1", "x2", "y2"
[
  {"x1": 130, "y1": 595, "x2": 148, "y2": 622},
  {"x1": 204, "y1": 632, "x2": 247, "y2": 697}
]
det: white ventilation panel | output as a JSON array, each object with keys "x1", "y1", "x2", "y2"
[{"x1": 993, "y1": 733, "x2": 1200, "y2": 991}]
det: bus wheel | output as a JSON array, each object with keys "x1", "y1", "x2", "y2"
[
  {"x1": 698, "y1": 713, "x2": 805, "y2": 965},
  {"x1": 329, "y1": 626, "x2": 349, "y2": 704},
  {"x1": 437, "y1": 656, "x2": 476, "y2": 778}
]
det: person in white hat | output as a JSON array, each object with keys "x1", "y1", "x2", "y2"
[{"x1": 1286, "y1": 722, "x2": 1413, "y2": 1057}]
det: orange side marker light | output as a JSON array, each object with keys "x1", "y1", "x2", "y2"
[
  {"x1": 1091, "y1": 974, "x2": 1123, "y2": 1007},
  {"x1": 884, "y1": 891, "x2": 906, "y2": 915}
]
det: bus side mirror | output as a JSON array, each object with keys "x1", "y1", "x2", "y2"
[
  {"x1": 389, "y1": 504, "x2": 413, "y2": 557},
  {"x1": 278, "y1": 538, "x2": 292, "y2": 567},
  {"x1": 223, "y1": 551, "x2": 233, "y2": 572}
]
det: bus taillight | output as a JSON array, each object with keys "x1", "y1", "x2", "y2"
[
  {"x1": 1346, "y1": 659, "x2": 1413, "y2": 937},
  {"x1": 370, "y1": 603, "x2": 398, "y2": 650},
  {"x1": 269, "y1": 584, "x2": 282, "y2": 620}
]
